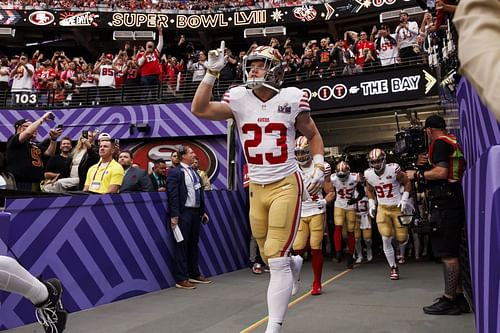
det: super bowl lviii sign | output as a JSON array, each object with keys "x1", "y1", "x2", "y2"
[
  {"x1": 294, "y1": 66, "x2": 438, "y2": 112},
  {"x1": 4, "y1": 1, "x2": 417, "y2": 29}
]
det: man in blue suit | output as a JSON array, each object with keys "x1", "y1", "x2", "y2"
[
  {"x1": 167, "y1": 145, "x2": 211, "y2": 289},
  {"x1": 118, "y1": 151, "x2": 154, "y2": 192}
]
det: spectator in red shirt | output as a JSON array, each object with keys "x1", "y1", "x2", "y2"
[
  {"x1": 36, "y1": 60, "x2": 57, "y2": 105},
  {"x1": 137, "y1": 24, "x2": 163, "y2": 101},
  {"x1": 353, "y1": 31, "x2": 376, "y2": 67}
]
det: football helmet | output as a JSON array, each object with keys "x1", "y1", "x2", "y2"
[
  {"x1": 335, "y1": 161, "x2": 350, "y2": 180},
  {"x1": 294, "y1": 136, "x2": 311, "y2": 167},
  {"x1": 367, "y1": 148, "x2": 386, "y2": 173},
  {"x1": 243, "y1": 46, "x2": 285, "y2": 91}
]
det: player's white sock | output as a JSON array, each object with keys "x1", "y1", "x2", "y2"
[
  {"x1": 290, "y1": 255, "x2": 303, "y2": 296},
  {"x1": 355, "y1": 238, "x2": 363, "y2": 259},
  {"x1": 365, "y1": 239, "x2": 373, "y2": 261},
  {"x1": 265, "y1": 256, "x2": 292, "y2": 333},
  {"x1": 399, "y1": 237, "x2": 408, "y2": 259},
  {"x1": 0, "y1": 255, "x2": 48, "y2": 305},
  {"x1": 382, "y1": 236, "x2": 396, "y2": 268}
]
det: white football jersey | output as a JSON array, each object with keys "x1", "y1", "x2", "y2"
[
  {"x1": 331, "y1": 172, "x2": 360, "y2": 209},
  {"x1": 300, "y1": 162, "x2": 331, "y2": 217},
  {"x1": 364, "y1": 163, "x2": 403, "y2": 206},
  {"x1": 223, "y1": 86, "x2": 310, "y2": 184},
  {"x1": 98, "y1": 65, "x2": 115, "y2": 88},
  {"x1": 356, "y1": 195, "x2": 369, "y2": 214}
]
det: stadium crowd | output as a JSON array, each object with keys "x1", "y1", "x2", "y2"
[
  {"x1": 0, "y1": 0, "x2": 315, "y2": 12},
  {"x1": 0, "y1": 8, "x2": 452, "y2": 108}
]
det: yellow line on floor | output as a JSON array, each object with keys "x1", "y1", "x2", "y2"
[{"x1": 240, "y1": 268, "x2": 353, "y2": 333}]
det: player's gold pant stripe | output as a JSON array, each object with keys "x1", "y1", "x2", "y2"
[
  {"x1": 240, "y1": 269, "x2": 353, "y2": 333},
  {"x1": 281, "y1": 171, "x2": 303, "y2": 256}
]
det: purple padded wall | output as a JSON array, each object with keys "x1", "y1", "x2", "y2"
[
  {"x1": 0, "y1": 103, "x2": 227, "y2": 141},
  {"x1": 457, "y1": 78, "x2": 500, "y2": 333},
  {"x1": 0, "y1": 190, "x2": 249, "y2": 330}
]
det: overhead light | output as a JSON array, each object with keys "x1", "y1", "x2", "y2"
[
  {"x1": 244, "y1": 28, "x2": 265, "y2": 39},
  {"x1": 134, "y1": 31, "x2": 155, "y2": 40},
  {"x1": 244, "y1": 26, "x2": 286, "y2": 38},
  {"x1": 0, "y1": 28, "x2": 16, "y2": 37},
  {"x1": 113, "y1": 31, "x2": 134, "y2": 40},
  {"x1": 265, "y1": 26, "x2": 286, "y2": 36},
  {"x1": 379, "y1": 6, "x2": 425, "y2": 23}
]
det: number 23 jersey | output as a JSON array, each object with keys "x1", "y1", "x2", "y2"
[
  {"x1": 364, "y1": 163, "x2": 402, "y2": 206},
  {"x1": 222, "y1": 86, "x2": 310, "y2": 185}
]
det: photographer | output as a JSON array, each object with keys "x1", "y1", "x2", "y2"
[{"x1": 406, "y1": 115, "x2": 470, "y2": 315}]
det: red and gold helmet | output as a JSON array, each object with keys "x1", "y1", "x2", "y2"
[
  {"x1": 336, "y1": 161, "x2": 350, "y2": 180},
  {"x1": 243, "y1": 46, "x2": 284, "y2": 90},
  {"x1": 294, "y1": 136, "x2": 311, "y2": 166},
  {"x1": 367, "y1": 148, "x2": 386, "y2": 173}
]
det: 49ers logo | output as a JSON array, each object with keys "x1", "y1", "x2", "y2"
[
  {"x1": 29, "y1": 11, "x2": 55, "y2": 26},
  {"x1": 131, "y1": 140, "x2": 218, "y2": 181}
]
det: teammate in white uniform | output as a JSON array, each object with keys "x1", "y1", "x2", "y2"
[
  {"x1": 364, "y1": 148, "x2": 411, "y2": 280},
  {"x1": 192, "y1": 42, "x2": 325, "y2": 333},
  {"x1": 354, "y1": 193, "x2": 373, "y2": 263},
  {"x1": 293, "y1": 136, "x2": 334, "y2": 296},
  {"x1": 331, "y1": 161, "x2": 365, "y2": 268},
  {"x1": 0, "y1": 255, "x2": 67, "y2": 332}
]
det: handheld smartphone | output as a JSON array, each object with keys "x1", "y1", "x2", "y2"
[
  {"x1": 56, "y1": 124, "x2": 63, "y2": 130},
  {"x1": 114, "y1": 139, "x2": 120, "y2": 146},
  {"x1": 47, "y1": 112, "x2": 55, "y2": 121},
  {"x1": 82, "y1": 130, "x2": 88, "y2": 139}
]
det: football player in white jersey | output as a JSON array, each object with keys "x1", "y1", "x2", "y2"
[
  {"x1": 292, "y1": 136, "x2": 334, "y2": 296},
  {"x1": 364, "y1": 148, "x2": 411, "y2": 280},
  {"x1": 354, "y1": 189, "x2": 373, "y2": 264},
  {"x1": 331, "y1": 161, "x2": 365, "y2": 268},
  {"x1": 192, "y1": 42, "x2": 325, "y2": 333}
]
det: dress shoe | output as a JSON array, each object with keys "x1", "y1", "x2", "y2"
[
  {"x1": 175, "y1": 280, "x2": 196, "y2": 289},
  {"x1": 189, "y1": 276, "x2": 212, "y2": 284}
]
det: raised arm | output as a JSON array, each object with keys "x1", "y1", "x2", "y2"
[{"x1": 191, "y1": 40, "x2": 233, "y2": 121}]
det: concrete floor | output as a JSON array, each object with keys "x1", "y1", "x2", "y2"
[{"x1": 5, "y1": 257, "x2": 475, "y2": 333}]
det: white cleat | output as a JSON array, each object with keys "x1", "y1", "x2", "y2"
[{"x1": 291, "y1": 255, "x2": 303, "y2": 296}]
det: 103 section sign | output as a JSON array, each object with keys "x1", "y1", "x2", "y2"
[{"x1": 294, "y1": 66, "x2": 438, "y2": 112}]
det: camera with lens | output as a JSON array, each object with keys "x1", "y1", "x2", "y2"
[{"x1": 394, "y1": 122, "x2": 427, "y2": 171}]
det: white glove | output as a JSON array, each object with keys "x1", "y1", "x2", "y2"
[
  {"x1": 307, "y1": 155, "x2": 325, "y2": 195},
  {"x1": 316, "y1": 199, "x2": 326, "y2": 210},
  {"x1": 207, "y1": 40, "x2": 225, "y2": 74},
  {"x1": 397, "y1": 191, "x2": 410, "y2": 213},
  {"x1": 368, "y1": 199, "x2": 376, "y2": 218}
]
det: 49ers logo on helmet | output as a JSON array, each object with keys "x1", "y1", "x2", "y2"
[
  {"x1": 131, "y1": 140, "x2": 218, "y2": 181},
  {"x1": 29, "y1": 11, "x2": 55, "y2": 26}
]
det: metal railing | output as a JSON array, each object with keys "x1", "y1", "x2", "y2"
[{"x1": 0, "y1": 55, "x2": 432, "y2": 110}]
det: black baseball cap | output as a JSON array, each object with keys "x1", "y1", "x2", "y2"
[
  {"x1": 14, "y1": 118, "x2": 29, "y2": 131},
  {"x1": 424, "y1": 115, "x2": 446, "y2": 129}
]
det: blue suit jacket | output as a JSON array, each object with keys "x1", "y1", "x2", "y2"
[{"x1": 167, "y1": 165, "x2": 205, "y2": 218}]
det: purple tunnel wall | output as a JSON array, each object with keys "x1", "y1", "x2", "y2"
[
  {"x1": 457, "y1": 78, "x2": 500, "y2": 333},
  {"x1": 0, "y1": 190, "x2": 249, "y2": 330}
]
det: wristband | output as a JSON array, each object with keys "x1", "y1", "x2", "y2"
[
  {"x1": 417, "y1": 170, "x2": 425, "y2": 182},
  {"x1": 201, "y1": 72, "x2": 217, "y2": 86}
]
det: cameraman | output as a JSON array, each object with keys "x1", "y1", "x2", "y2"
[{"x1": 406, "y1": 115, "x2": 470, "y2": 315}]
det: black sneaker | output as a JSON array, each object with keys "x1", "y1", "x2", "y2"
[
  {"x1": 346, "y1": 256, "x2": 354, "y2": 269},
  {"x1": 35, "y1": 278, "x2": 68, "y2": 333},
  {"x1": 423, "y1": 296, "x2": 461, "y2": 315},
  {"x1": 335, "y1": 252, "x2": 342, "y2": 263},
  {"x1": 456, "y1": 293, "x2": 472, "y2": 313}
]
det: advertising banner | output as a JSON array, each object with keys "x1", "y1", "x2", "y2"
[
  {"x1": 1, "y1": 0, "x2": 416, "y2": 29},
  {"x1": 293, "y1": 66, "x2": 438, "y2": 112}
]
